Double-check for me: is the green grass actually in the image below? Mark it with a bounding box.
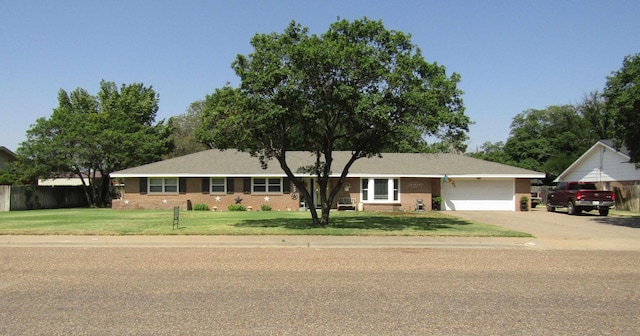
[0,208,532,237]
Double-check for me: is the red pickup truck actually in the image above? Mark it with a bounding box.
[546,182,615,216]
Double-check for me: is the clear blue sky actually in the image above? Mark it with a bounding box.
[1,0,638,153]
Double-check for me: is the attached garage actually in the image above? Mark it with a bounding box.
[441,179,515,211]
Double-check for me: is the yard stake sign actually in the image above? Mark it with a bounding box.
[173,206,179,229]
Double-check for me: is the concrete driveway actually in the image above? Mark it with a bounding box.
[450,208,640,251]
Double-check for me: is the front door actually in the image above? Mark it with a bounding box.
[300,178,320,209]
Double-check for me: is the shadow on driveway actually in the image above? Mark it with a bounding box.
[592,214,640,229]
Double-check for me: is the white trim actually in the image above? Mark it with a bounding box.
[112,173,545,179]
[148,177,179,194]
[555,141,631,182]
[251,177,283,194]
[360,177,400,204]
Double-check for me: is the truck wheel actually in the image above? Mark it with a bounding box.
[546,202,555,212]
[567,201,577,215]
[599,207,609,216]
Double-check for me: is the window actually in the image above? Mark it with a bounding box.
[253,178,282,193]
[211,178,226,193]
[374,179,388,200]
[149,178,178,194]
[361,179,369,201]
[361,178,400,202]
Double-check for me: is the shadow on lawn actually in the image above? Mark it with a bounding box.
[234,213,471,231]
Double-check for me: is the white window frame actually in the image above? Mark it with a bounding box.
[252,177,282,194]
[360,178,400,203]
[210,178,227,194]
[148,177,178,194]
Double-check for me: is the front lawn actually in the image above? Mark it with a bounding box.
[0,208,531,237]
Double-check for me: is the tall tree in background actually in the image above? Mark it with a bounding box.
[167,100,207,157]
[578,91,614,141]
[198,18,469,226]
[18,81,172,207]
[473,105,594,181]
[605,53,640,163]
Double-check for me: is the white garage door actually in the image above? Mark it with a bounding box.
[441,179,515,211]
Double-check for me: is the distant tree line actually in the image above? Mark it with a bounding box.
[470,53,639,183]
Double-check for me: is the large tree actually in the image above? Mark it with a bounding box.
[604,53,640,163]
[197,18,469,226]
[577,91,614,141]
[472,105,595,182]
[167,100,208,158]
[18,80,172,207]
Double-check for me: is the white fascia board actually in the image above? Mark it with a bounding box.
[445,174,546,179]
[555,142,631,182]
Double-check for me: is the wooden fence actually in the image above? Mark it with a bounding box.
[614,185,640,212]
[2,185,88,211]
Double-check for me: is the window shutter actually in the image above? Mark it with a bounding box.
[139,178,147,194]
[201,178,210,194]
[227,178,234,194]
[283,178,291,194]
[179,178,187,194]
[243,177,251,194]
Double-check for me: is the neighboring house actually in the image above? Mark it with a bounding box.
[111,149,544,212]
[0,146,17,173]
[555,140,640,189]
[38,172,104,187]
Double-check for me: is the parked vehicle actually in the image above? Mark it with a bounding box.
[546,182,614,216]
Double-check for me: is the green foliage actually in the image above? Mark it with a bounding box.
[227,204,247,211]
[260,204,272,211]
[167,100,208,157]
[471,105,595,182]
[17,81,173,207]
[197,18,469,226]
[192,203,210,211]
[605,53,640,163]
[578,91,614,141]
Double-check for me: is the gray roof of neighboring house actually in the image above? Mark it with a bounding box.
[111,149,544,178]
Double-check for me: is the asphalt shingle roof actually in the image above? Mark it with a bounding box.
[111,149,544,178]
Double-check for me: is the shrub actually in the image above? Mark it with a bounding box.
[228,204,247,211]
[193,203,210,211]
[260,204,272,211]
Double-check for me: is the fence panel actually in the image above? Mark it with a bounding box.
[614,185,640,212]
[9,186,88,211]
[0,185,9,212]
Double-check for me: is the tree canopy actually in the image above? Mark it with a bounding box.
[167,100,208,158]
[605,53,640,163]
[18,80,172,207]
[197,18,469,226]
[471,104,597,182]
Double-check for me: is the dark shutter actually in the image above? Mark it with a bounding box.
[201,178,210,194]
[227,178,234,194]
[139,178,147,194]
[179,178,187,194]
[243,177,251,194]
[283,178,291,194]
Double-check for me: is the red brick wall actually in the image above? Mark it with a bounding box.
[113,177,439,212]
[113,177,300,211]
[514,178,531,211]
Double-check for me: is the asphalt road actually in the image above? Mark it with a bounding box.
[2,210,640,335]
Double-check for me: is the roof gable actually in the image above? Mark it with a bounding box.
[555,140,639,182]
[111,149,544,178]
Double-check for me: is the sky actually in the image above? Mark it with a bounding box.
[1,0,638,153]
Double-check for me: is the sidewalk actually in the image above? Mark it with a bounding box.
[1,235,534,249]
